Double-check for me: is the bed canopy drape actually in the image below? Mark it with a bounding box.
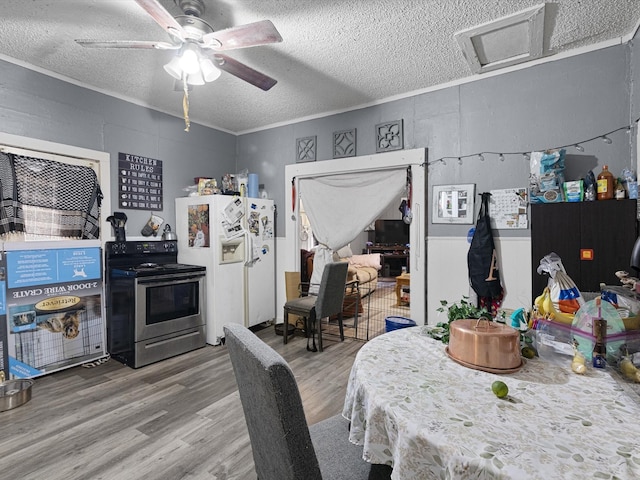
[299,168,408,291]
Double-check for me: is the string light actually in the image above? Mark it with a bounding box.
[426,118,638,166]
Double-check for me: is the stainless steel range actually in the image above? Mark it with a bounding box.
[105,240,206,368]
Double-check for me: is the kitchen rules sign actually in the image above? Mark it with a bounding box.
[118,152,163,210]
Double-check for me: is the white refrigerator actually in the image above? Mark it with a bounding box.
[175,195,275,345]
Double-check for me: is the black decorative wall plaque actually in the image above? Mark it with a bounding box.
[118,152,163,210]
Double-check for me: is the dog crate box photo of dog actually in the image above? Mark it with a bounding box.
[8,302,103,374]
[1,243,107,378]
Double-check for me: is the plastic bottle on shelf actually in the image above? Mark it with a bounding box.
[615,179,626,200]
[596,165,614,200]
[592,318,607,368]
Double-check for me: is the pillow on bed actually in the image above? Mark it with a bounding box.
[348,253,381,270]
[334,245,354,259]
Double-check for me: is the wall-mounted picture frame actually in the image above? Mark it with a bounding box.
[432,184,475,224]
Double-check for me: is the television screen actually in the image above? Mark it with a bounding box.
[374,220,409,246]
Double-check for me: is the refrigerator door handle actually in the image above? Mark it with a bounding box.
[243,231,251,266]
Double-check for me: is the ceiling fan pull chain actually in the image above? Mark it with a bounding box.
[182,76,191,132]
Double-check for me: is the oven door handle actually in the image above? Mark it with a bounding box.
[136,274,205,286]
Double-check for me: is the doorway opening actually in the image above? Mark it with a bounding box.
[284,149,427,342]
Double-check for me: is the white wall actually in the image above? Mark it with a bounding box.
[426,236,532,322]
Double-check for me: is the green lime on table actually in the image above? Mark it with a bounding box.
[491,380,509,399]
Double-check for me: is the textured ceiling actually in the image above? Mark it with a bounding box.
[0,0,638,133]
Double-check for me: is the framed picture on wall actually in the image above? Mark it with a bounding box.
[432,184,475,224]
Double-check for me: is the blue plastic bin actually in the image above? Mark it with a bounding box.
[385,316,416,332]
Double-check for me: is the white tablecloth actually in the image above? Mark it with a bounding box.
[342,326,640,480]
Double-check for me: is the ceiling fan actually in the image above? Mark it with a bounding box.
[76,0,282,130]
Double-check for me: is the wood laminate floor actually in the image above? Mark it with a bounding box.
[0,326,366,480]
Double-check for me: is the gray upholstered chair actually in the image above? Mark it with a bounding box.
[283,261,349,352]
[223,323,391,480]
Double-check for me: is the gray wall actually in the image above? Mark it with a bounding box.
[0,41,636,240]
[632,37,640,165]
[238,44,635,237]
[0,59,236,238]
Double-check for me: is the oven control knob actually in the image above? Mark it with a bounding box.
[111,242,126,254]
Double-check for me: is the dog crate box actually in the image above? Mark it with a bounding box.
[2,242,107,379]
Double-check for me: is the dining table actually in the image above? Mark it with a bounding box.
[342,325,640,480]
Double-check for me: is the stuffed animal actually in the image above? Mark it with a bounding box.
[616,270,639,290]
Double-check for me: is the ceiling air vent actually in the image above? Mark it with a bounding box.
[455,3,546,74]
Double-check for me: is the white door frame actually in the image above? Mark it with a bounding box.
[284,148,427,325]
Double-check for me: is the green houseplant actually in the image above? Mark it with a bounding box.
[429,296,499,344]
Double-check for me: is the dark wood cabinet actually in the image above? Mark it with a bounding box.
[531,200,638,299]
[366,245,409,276]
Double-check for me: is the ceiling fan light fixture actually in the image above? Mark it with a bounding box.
[163,56,183,80]
[186,70,205,86]
[179,46,200,74]
[200,58,221,82]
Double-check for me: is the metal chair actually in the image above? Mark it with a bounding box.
[283,261,349,352]
[223,323,391,480]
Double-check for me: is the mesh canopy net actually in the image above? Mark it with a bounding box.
[0,152,102,239]
[0,152,24,234]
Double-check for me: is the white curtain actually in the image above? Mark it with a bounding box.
[299,168,407,291]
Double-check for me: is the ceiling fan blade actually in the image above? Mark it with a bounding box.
[202,20,282,51]
[75,40,179,50]
[213,54,277,91]
[134,0,186,41]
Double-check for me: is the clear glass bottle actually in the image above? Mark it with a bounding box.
[597,165,614,200]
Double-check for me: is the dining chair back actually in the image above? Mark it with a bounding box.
[283,261,349,351]
[224,323,394,480]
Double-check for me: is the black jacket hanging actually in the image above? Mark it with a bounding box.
[467,192,503,298]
